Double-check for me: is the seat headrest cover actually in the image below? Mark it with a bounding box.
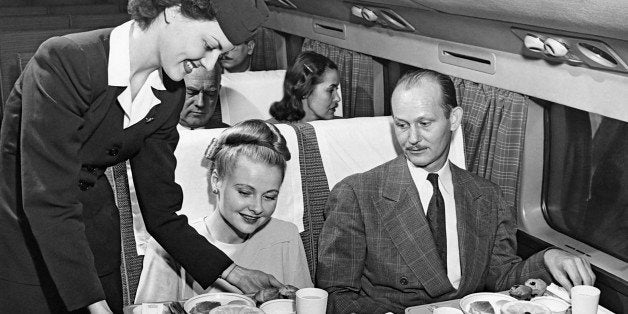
[220,70,286,125]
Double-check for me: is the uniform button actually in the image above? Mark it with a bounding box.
[108,147,119,156]
[400,276,409,286]
[78,180,91,191]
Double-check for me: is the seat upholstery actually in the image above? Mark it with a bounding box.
[288,122,330,279]
[106,162,142,306]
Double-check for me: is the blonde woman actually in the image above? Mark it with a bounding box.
[136,120,312,302]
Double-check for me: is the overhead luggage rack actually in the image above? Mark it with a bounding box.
[512,27,628,73]
[349,4,416,32]
[265,0,298,10]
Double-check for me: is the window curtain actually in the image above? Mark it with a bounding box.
[250,27,279,71]
[301,39,374,118]
[453,77,528,208]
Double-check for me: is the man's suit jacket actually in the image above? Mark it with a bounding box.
[317,155,551,313]
[0,28,231,311]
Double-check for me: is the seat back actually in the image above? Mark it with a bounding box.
[219,70,286,125]
[287,122,330,278]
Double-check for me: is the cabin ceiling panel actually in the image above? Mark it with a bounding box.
[264,9,628,122]
[266,4,628,66]
[275,0,628,41]
[409,0,628,41]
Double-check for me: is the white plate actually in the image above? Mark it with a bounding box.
[184,293,256,312]
[209,304,265,314]
[459,292,517,314]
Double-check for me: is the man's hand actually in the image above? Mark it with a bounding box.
[543,248,596,291]
[87,300,113,314]
[224,264,284,294]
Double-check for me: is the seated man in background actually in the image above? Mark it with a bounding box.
[220,39,255,73]
[317,69,595,313]
[180,65,229,129]
[136,120,312,303]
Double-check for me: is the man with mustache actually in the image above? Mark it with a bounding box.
[317,69,595,313]
[219,40,255,73]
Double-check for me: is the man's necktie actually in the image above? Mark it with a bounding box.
[426,173,447,272]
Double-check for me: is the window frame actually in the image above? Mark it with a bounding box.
[518,100,628,281]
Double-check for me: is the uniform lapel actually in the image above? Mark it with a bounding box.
[148,72,185,124]
[375,156,455,298]
[77,30,125,140]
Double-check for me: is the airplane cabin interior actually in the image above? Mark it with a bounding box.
[0,0,626,312]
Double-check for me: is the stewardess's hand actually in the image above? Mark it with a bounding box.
[224,264,284,294]
[87,300,113,314]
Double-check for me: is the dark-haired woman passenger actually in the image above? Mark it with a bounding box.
[0,1,283,313]
[268,51,341,123]
[135,120,312,303]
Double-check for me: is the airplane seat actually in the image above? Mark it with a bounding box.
[218,69,344,126]
[169,116,465,281]
[219,70,286,125]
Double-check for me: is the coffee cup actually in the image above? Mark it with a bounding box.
[570,285,600,314]
[295,288,328,314]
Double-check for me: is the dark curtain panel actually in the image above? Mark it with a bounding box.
[250,27,279,71]
[453,77,528,209]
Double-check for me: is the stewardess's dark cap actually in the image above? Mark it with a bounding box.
[213,0,269,45]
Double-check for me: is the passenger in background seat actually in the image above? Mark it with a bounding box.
[268,51,341,123]
[180,65,229,129]
[135,120,312,303]
[317,69,595,313]
[219,39,255,73]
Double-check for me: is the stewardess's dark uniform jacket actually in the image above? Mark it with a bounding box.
[0,28,231,311]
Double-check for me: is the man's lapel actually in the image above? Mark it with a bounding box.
[375,156,455,298]
[451,165,493,293]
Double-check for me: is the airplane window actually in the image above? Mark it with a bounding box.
[545,104,628,261]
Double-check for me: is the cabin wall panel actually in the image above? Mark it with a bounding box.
[263,9,628,122]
